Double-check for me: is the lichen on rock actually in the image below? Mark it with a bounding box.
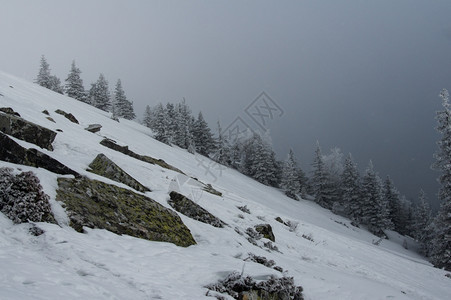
[87,153,150,192]
[168,191,226,228]
[56,176,196,247]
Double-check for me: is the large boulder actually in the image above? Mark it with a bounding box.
[0,111,56,151]
[56,176,196,247]
[0,132,79,177]
[88,153,150,192]
[168,191,226,228]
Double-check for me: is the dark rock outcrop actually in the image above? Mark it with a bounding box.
[100,138,184,174]
[85,124,102,133]
[168,191,225,228]
[88,153,150,192]
[255,224,275,242]
[56,176,196,247]
[0,107,20,117]
[0,132,79,177]
[55,109,79,124]
[0,111,56,151]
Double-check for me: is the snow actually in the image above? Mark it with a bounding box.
[1,71,451,299]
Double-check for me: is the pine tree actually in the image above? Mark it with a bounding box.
[430,88,451,270]
[341,153,361,222]
[281,149,301,200]
[193,111,215,156]
[360,161,391,236]
[65,60,87,102]
[89,74,111,112]
[113,79,135,120]
[384,176,402,232]
[149,103,170,144]
[310,142,334,209]
[212,121,231,165]
[143,105,153,128]
[49,75,64,94]
[35,55,52,89]
[413,190,434,256]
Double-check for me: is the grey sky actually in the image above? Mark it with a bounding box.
[1,1,451,209]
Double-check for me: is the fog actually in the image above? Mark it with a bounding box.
[2,0,451,209]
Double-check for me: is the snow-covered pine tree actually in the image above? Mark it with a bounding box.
[65,60,87,102]
[360,161,391,236]
[384,176,402,232]
[143,105,153,128]
[310,142,334,209]
[212,121,231,165]
[297,166,309,198]
[150,103,170,144]
[35,55,52,89]
[193,111,215,156]
[89,74,111,112]
[430,88,451,270]
[281,149,301,200]
[113,79,135,120]
[341,153,361,222]
[323,147,344,210]
[413,190,434,256]
[49,75,64,94]
[165,103,177,144]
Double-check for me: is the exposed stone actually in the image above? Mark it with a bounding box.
[202,183,222,197]
[255,224,275,242]
[42,110,49,115]
[85,124,102,133]
[55,109,79,124]
[0,112,56,151]
[46,117,55,123]
[56,176,196,247]
[88,153,150,192]
[100,138,184,174]
[0,132,79,177]
[0,107,20,117]
[168,191,226,228]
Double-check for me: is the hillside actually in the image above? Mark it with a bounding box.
[0,71,450,299]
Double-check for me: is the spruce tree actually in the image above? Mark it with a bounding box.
[193,111,215,156]
[49,75,64,94]
[414,190,434,256]
[143,105,153,128]
[89,74,111,112]
[65,60,87,102]
[150,103,170,144]
[311,142,334,209]
[113,79,135,120]
[384,176,402,232]
[281,149,301,200]
[341,153,361,222]
[213,121,231,165]
[430,88,451,270]
[35,55,52,89]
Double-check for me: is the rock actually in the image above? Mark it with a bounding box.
[56,176,196,247]
[88,153,150,192]
[255,224,275,242]
[42,110,49,115]
[168,191,226,228]
[100,138,185,174]
[46,117,55,123]
[55,109,79,124]
[202,183,222,197]
[0,107,20,117]
[85,124,102,133]
[0,112,56,150]
[0,132,79,177]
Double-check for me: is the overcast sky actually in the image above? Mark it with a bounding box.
[1,0,451,209]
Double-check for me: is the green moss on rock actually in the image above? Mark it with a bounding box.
[56,176,196,247]
[88,153,150,192]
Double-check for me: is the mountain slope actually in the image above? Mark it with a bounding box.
[0,71,450,299]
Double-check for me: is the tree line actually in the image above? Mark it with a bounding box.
[143,93,449,271]
[35,55,135,120]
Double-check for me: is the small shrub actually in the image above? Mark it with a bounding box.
[246,253,275,268]
[301,233,314,242]
[263,241,279,252]
[0,167,55,224]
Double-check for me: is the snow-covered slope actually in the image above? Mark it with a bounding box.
[0,71,450,300]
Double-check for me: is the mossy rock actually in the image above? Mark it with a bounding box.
[100,138,184,174]
[0,111,56,150]
[88,153,150,192]
[56,176,196,247]
[168,191,226,228]
[255,224,275,242]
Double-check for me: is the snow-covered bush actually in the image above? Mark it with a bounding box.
[0,167,55,224]
[205,271,303,299]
